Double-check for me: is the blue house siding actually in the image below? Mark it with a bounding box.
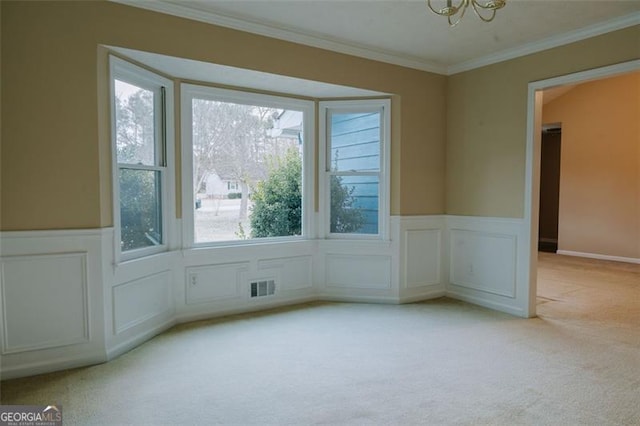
[330,112,380,234]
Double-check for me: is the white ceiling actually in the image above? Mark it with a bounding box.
[116,0,640,74]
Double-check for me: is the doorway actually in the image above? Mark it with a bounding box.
[538,126,561,253]
[523,59,640,317]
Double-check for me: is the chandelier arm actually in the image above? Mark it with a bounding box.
[427,0,454,16]
[473,0,506,10]
[471,1,497,22]
[426,0,503,25]
[448,2,467,27]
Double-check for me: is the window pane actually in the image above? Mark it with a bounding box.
[119,169,162,251]
[192,98,303,243]
[330,112,380,172]
[115,79,156,165]
[330,174,379,235]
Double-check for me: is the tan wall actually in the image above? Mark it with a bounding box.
[446,25,640,218]
[542,72,640,259]
[1,1,446,231]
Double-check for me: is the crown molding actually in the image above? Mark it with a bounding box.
[111,1,638,76]
[110,0,449,75]
[447,12,640,75]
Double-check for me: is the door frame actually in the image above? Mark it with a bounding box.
[523,59,640,317]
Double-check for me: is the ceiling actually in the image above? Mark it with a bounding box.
[116,0,640,74]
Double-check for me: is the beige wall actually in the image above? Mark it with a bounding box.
[1,1,446,231]
[446,25,640,218]
[2,2,638,231]
[542,72,640,259]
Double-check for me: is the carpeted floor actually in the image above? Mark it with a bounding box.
[2,253,639,425]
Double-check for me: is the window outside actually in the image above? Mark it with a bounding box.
[113,77,165,253]
[328,111,382,235]
[191,98,304,243]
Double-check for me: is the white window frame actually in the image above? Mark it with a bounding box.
[319,99,391,240]
[181,84,315,248]
[109,56,175,262]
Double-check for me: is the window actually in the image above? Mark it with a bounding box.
[182,85,313,246]
[320,100,390,239]
[110,57,174,260]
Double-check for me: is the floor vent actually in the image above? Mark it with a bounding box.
[250,279,276,298]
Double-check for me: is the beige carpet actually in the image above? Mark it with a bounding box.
[2,253,639,425]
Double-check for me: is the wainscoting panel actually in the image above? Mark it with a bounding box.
[1,253,89,354]
[325,254,392,290]
[446,216,528,317]
[186,262,250,304]
[405,229,441,288]
[394,216,446,302]
[113,271,172,334]
[258,256,313,290]
[0,229,108,380]
[449,230,516,298]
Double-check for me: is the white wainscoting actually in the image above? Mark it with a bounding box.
[2,253,89,354]
[176,241,317,322]
[1,215,530,379]
[258,256,313,291]
[106,251,179,360]
[186,262,250,304]
[326,254,392,289]
[113,271,173,334]
[318,236,399,303]
[449,230,516,298]
[0,229,109,380]
[397,216,447,302]
[446,216,528,317]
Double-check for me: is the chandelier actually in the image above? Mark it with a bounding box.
[427,0,506,27]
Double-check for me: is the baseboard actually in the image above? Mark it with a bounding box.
[175,295,319,324]
[106,317,177,361]
[398,289,446,304]
[319,294,401,304]
[557,250,640,265]
[1,350,107,381]
[446,290,527,318]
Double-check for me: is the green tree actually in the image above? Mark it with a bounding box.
[250,148,302,238]
[249,149,365,237]
[115,84,160,251]
[329,175,365,233]
[119,170,160,251]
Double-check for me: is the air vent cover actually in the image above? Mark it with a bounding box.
[250,279,275,298]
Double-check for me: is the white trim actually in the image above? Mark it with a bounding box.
[444,291,526,318]
[180,84,315,247]
[449,12,640,75]
[111,1,638,75]
[0,350,107,381]
[319,99,391,241]
[524,59,640,318]
[110,0,447,75]
[557,250,640,265]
